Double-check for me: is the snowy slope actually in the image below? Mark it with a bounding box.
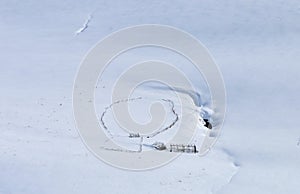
[1,0,300,193]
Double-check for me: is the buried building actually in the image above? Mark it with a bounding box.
[152,142,198,153]
[169,144,198,153]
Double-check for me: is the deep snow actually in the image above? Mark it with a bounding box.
[1,0,300,193]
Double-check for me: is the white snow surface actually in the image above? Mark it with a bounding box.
[1,0,300,193]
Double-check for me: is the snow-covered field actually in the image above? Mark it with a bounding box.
[1,0,300,193]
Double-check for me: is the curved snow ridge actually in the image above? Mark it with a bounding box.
[145,84,210,107]
[218,147,241,168]
[211,147,241,193]
[143,84,214,124]
[155,147,241,194]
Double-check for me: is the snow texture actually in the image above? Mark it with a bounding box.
[0,0,300,194]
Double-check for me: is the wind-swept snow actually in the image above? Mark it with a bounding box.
[1,0,300,193]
